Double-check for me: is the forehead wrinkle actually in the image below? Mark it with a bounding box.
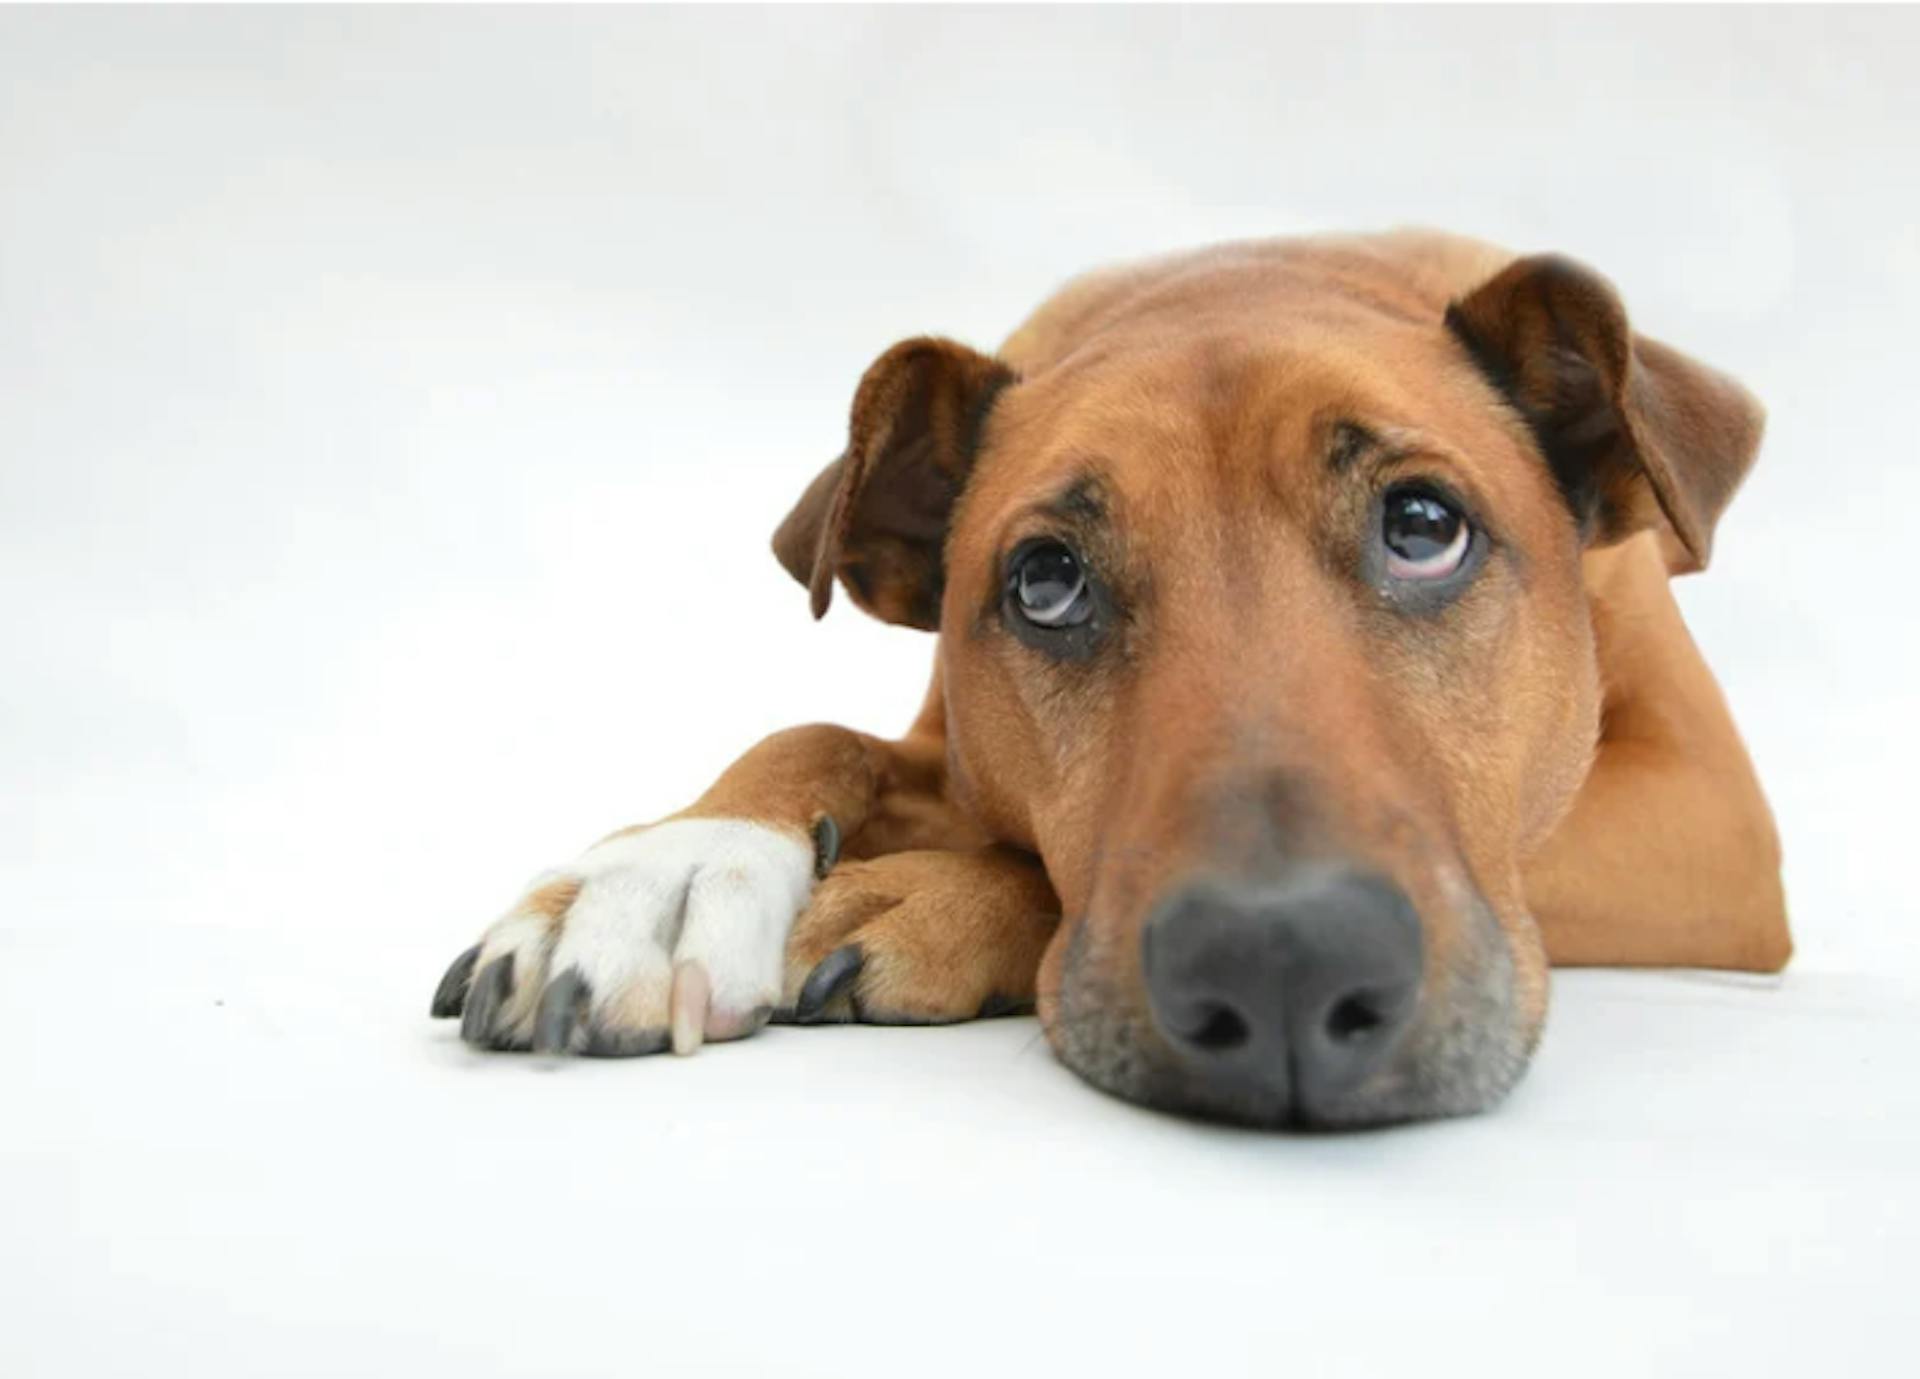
[1190,338,1267,470]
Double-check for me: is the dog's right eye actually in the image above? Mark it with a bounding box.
[1010,540,1092,628]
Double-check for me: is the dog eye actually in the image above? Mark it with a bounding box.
[1011,540,1092,628]
[1382,487,1470,581]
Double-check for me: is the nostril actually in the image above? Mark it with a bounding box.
[1184,1002,1251,1052]
[1325,992,1387,1044]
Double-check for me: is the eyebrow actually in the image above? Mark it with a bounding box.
[1325,419,1379,474]
[1035,471,1110,527]
[1325,418,1426,475]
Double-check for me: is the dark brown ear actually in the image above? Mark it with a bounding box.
[771,337,1014,628]
[1446,255,1764,573]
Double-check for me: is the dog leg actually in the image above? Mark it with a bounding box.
[1526,534,1791,973]
[1526,742,1790,972]
[780,846,1060,1024]
[431,721,953,1055]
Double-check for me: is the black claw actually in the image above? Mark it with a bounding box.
[581,1025,671,1058]
[532,969,592,1055]
[812,814,841,878]
[459,955,514,1048]
[795,944,864,1023]
[430,944,482,1018]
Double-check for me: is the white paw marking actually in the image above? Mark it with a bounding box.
[473,818,815,1052]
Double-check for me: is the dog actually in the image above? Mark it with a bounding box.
[430,230,1790,1128]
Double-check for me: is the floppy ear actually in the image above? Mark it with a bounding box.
[771,337,1014,628]
[1446,255,1764,573]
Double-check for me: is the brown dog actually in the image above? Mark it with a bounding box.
[431,230,1790,1128]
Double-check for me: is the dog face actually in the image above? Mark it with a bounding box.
[776,238,1762,1126]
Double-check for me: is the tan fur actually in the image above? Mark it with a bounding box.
[782,847,1058,1021]
[1524,532,1790,969]
[521,875,583,923]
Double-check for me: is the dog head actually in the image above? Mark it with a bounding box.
[774,235,1762,1127]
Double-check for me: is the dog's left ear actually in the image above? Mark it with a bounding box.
[772,337,1014,628]
[1447,255,1764,573]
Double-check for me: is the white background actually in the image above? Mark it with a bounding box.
[3,8,1915,1377]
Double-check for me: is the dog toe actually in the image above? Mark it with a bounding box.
[531,968,592,1055]
[430,943,482,1019]
[459,955,516,1048]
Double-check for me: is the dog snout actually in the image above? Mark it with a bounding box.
[1141,866,1425,1116]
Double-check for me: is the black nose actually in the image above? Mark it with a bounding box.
[1142,867,1424,1113]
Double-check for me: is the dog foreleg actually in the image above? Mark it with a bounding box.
[432,723,905,1055]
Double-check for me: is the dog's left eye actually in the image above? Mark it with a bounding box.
[1382,487,1470,581]
[1010,540,1093,628]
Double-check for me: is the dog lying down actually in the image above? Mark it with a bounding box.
[431,230,1790,1129]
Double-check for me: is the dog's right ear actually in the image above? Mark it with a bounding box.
[772,337,1014,630]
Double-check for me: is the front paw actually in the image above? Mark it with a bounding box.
[431,818,819,1056]
[778,849,1057,1026]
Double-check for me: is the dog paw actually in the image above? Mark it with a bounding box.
[777,849,1057,1026]
[432,818,829,1056]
